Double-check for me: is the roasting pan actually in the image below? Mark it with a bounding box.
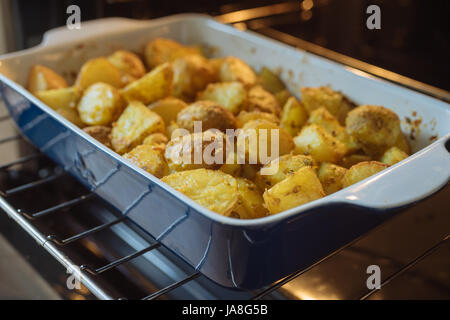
[0,15,449,289]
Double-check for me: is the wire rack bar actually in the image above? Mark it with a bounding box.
[142,272,201,300]
[0,170,66,197]
[0,153,42,171]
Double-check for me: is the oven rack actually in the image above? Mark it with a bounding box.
[0,118,448,300]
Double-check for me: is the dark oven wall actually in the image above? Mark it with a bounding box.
[8,0,450,91]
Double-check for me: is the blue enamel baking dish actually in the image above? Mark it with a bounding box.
[0,15,449,289]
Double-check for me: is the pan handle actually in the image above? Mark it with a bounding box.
[330,134,450,210]
[41,17,150,47]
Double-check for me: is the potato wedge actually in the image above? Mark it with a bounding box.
[121,62,173,104]
[142,133,168,153]
[258,67,286,94]
[263,166,325,214]
[380,146,408,166]
[27,65,67,93]
[77,82,124,126]
[83,125,112,148]
[318,162,347,195]
[172,54,216,101]
[220,56,257,87]
[75,57,122,89]
[237,119,294,165]
[198,81,246,115]
[280,96,308,137]
[246,85,281,116]
[231,178,268,219]
[111,101,165,154]
[339,154,372,169]
[35,86,81,110]
[56,108,85,128]
[293,124,347,163]
[123,144,169,178]
[176,100,237,133]
[274,89,292,107]
[236,110,279,128]
[394,132,411,154]
[107,50,146,85]
[346,105,401,156]
[161,169,238,216]
[144,38,201,69]
[301,86,354,124]
[219,151,242,177]
[342,161,389,188]
[255,154,315,191]
[148,97,187,125]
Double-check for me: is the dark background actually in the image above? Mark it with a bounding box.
[7,0,450,91]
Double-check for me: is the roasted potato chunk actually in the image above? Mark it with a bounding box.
[255,154,315,191]
[241,164,260,181]
[144,38,201,69]
[394,133,411,154]
[56,108,85,128]
[83,125,112,148]
[148,97,187,125]
[27,65,67,93]
[274,89,292,107]
[236,110,279,127]
[165,130,227,172]
[107,50,146,85]
[77,82,124,126]
[263,166,325,214]
[220,56,257,87]
[258,67,286,94]
[123,144,169,178]
[380,146,408,166]
[219,151,242,177]
[176,100,237,133]
[111,101,165,154]
[172,54,216,101]
[35,86,81,111]
[301,86,354,124]
[293,124,347,163]
[198,81,246,115]
[143,133,168,153]
[75,57,122,90]
[318,162,347,195]
[342,161,389,188]
[231,178,268,219]
[307,107,359,153]
[121,62,173,104]
[339,154,372,169]
[346,105,401,156]
[246,85,281,116]
[209,57,224,79]
[161,169,238,216]
[280,96,308,137]
[237,119,294,165]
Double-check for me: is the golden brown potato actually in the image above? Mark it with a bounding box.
[293,124,347,163]
[280,96,308,137]
[307,107,359,153]
[111,101,165,154]
[394,132,411,154]
[27,65,68,93]
[263,166,325,214]
[220,56,257,87]
[237,119,294,165]
[241,164,260,181]
[75,57,123,90]
[274,89,292,107]
[301,86,354,124]
[35,86,81,111]
[176,100,237,133]
[342,161,389,188]
[231,178,268,219]
[120,62,173,104]
[144,38,201,69]
[346,105,401,156]
[166,121,183,139]
[380,146,408,166]
[236,110,279,127]
[161,168,238,216]
[258,67,286,94]
[148,97,187,126]
[317,162,347,195]
[165,130,228,172]
[219,151,242,177]
[142,133,168,153]
[172,54,216,101]
[83,125,112,148]
[198,81,246,115]
[255,154,315,191]
[246,85,281,116]
[123,144,169,178]
[56,108,85,128]
[339,154,372,169]
[209,57,224,79]
[107,50,146,85]
[77,82,124,126]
